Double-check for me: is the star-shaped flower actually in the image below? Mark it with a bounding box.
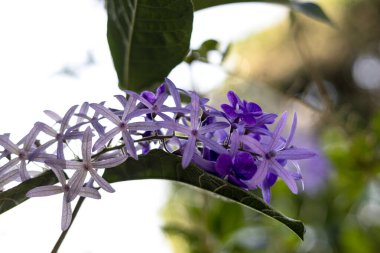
[46,127,128,202]
[0,124,53,181]
[240,112,315,194]
[158,92,229,168]
[90,97,161,159]
[26,164,100,230]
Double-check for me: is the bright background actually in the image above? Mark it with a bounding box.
[0,1,287,252]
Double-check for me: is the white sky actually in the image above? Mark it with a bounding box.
[0,1,286,252]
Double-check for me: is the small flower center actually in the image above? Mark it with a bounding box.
[152,104,158,112]
[119,122,127,129]
[18,151,28,160]
[63,185,70,192]
[83,163,91,171]
[191,129,198,137]
[56,133,64,141]
[265,150,277,160]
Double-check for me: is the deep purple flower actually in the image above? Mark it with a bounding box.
[215,151,257,187]
[221,91,263,125]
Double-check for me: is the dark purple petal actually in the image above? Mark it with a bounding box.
[246,102,262,114]
[221,104,237,118]
[141,91,156,105]
[215,154,232,177]
[240,114,256,125]
[226,91,239,108]
[233,152,256,180]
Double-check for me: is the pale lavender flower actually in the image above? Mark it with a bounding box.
[46,127,127,202]
[90,97,161,159]
[158,92,229,168]
[0,124,52,181]
[69,102,106,136]
[240,112,315,195]
[26,165,100,230]
[36,105,83,159]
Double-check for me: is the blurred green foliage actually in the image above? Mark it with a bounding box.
[162,0,380,252]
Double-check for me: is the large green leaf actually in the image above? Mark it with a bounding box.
[106,0,193,91]
[0,170,57,214]
[103,149,305,239]
[0,150,304,239]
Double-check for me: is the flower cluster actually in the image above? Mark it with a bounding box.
[0,78,315,230]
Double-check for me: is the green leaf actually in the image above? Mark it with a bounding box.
[103,149,305,239]
[192,0,289,11]
[0,150,304,239]
[106,0,193,91]
[0,170,57,214]
[290,2,332,25]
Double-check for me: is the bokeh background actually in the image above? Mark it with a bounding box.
[0,0,379,252]
[163,0,380,252]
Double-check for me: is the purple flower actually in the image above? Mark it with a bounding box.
[26,165,100,230]
[0,124,53,181]
[90,97,161,159]
[37,105,83,159]
[221,91,263,125]
[215,151,257,188]
[158,92,229,168]
[46,127,128,202]
[240,112,315,197]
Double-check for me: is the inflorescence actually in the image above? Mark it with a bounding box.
[0,78,315,230]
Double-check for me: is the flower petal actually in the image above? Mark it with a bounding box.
[198,122,229,135]
[93,126,120,151]
[285,113,297,149]
[61,197,72,231]
[90,103,121,125]
[181,136,196,168]
[92,155,128,169]
[240,135,266,156]
[79,187,101,199]
[122,131,138,160]
[89,169,115,193]
[242,159,268,189]
[276,148,316,160]
[67,169,87,202]
[81,127,93,162]
[198,135,227,155]
[26,185,63,197]
[165,78,181,107]
[271,159,298,194]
